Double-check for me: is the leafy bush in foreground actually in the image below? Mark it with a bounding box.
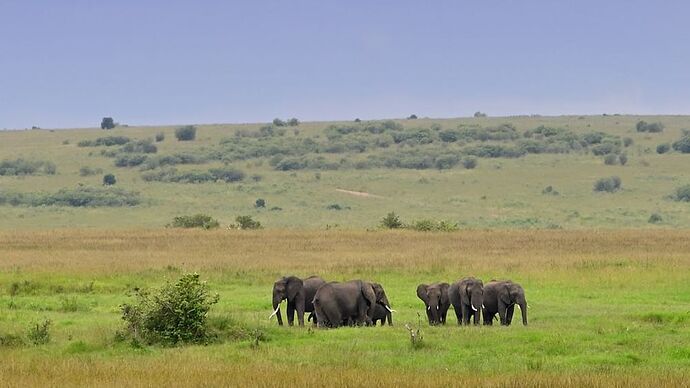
[27,319,51,345]
[102,174,117,186]
[120,273,219,345]
[648,213,663,224]
[168,214,220,229]
[593,176,622,193]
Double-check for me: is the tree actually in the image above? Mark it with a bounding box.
[101,117,115,130]
[255,198,266,208]
[287,118,300,126]
[407,114,418,120]
[103,174,116,186]
[272,118,286,127]
[474,111,487,118]
[175,125,197,141]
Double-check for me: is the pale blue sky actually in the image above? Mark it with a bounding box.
[1,1,689,129]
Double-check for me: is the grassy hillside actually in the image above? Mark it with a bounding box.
[1,229,688,385]
[2,115,690,229]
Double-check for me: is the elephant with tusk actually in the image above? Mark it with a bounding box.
[369,282,395,326]
[482,280,528,326]
[416,282,450,325]
[449,277,484,325]
[312,280,377,328]
[270,275,326,326]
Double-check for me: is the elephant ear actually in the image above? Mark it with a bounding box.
[499,283,512,305]
[461,282,472,305]
[361,281,376,306]
[286,277,303,301]
[439,283,450,305]
[416,284,430,305]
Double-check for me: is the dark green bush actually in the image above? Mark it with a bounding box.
[673,185,690,202]
[593,176,622,193]
[272,118,286,127]
[0,159,56,176]
[623,137,634,147]
[462,157,477,169]
[636,121,664,133]
[255,198,266,208]
[434,154,460,170]
[542,186,559,195]
[155,132,165,142]
[175,125,197,141]
[380,212,403,229]
[121,139,157,154]
[79,166,103,176]
[114,154,147,167]
[408,219,459,232]
[120,273,219,345]
[604,154,618,165]
[102,174,116,186]
[648,213,663,224]
[168,214,220,229]
[463,144,525,158]
[672,135,690,153]
[657,143,671,154]
[208,167,245,182]
[27,319,51,345]
[77,136,130,147]
[101,117,115,130]
[233,215,262,230]
[618,153,628,166]
[287,118,300,126]
[591,142,620,156]
[0,187,141,207]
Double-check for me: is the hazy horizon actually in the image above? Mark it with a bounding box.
[2,1,689,130]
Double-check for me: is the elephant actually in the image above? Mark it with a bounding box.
[312,280,377,328]
[371,304,391,326]
[270,275,326,326]
[416,282,450,325]
[482,280,528,326]
[449,277,484,325]
[370,282,394,326]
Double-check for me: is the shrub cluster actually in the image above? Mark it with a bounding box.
[231,215,262,230]
[168,214,220,229]
[0,159,56,176]
[79,166,103,176]
[77,136,130,147]
[657,143,671,154]
[0,187,141,207]
[671,134,690,153]
[673,185,690,202]
[141,167,245,184]
[120,139,157,154]
[593,176,622,193]
[636,121,664,133]
[175,125,197,141]
[120,273,219,345]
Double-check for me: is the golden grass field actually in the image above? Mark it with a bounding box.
[1,229,689,386]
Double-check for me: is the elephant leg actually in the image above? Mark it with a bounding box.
[506,304,515,326]
[425,307,433,325]
[473,309,480,325]
[454,305,463,325]
[296,298,306,327]
[498,302,508,325]
[461,304,471,325]
[483,310,493,326]
[387,312,393,326]
[286,301,295,326]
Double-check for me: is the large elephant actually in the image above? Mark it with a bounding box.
[370,282,394,326]
[416,282,450,325]
[270,275,326,326]
[312,280,376,328]
[449,277,484,325]
[482,280,528,326]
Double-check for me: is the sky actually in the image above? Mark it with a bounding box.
[1,1,690,129]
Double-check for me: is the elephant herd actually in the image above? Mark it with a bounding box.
[270,276,527,328]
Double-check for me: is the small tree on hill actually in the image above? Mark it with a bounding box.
[103,174,117,186]
[175,125,197,141]
[101,117,115,130]
[272,118,286,127]
[287,118,300,126]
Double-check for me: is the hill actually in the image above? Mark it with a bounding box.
[1,114,690,229]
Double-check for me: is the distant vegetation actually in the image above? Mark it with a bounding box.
[594,176,622,193]
[0,159,56,176]
[175,125,197,141]
[636,120,664,133]
[77,136,130,147]
[0,187,141,207]
[168,214,220,229]
[141,167,245,184]
[100,117,116,130]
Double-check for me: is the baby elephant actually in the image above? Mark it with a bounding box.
[416,282,450,325]
[482,280,528,326]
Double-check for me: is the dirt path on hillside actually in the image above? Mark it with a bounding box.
[335,188,384,199]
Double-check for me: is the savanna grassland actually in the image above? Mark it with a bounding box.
[1,116,690,386]
[1,229,690,386]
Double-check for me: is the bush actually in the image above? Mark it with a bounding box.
[648,213,663,224]
[101,117,115,130]
[0,159,57,176]
[604,154,618,165]
[434,154,460,170]
[175,125,197,141]
[380,212,403,229]
[542,186,559,195]
[672,135,690,153]
[618,153,628,166]
[473,111,487,118]
[155,132,165,142]
[121,139,157,154]
[0,187,141,207]
[657,143,671,154]
[593,176,622,193]
[287,118,300,126]
[623,137,634,147]
[463,144,525,158]
[27,319,51,345]
[462,157,477,169]
[208,167,245,182]
[120,273,219,345]
[77,136,131,147]
[103,174,116,186]
[233,215,262,230]
[272,118,286,127]
[408,219,459,232]
[636,121,664,133]
[114,154,147,167]
[79,166,103,176]
[407,114,418,120]
[168,214,220,229]
[255,198,266,208]
[673,185,690,202]
[591,142,620,156]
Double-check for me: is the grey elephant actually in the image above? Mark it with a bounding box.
[449,277,484,325]
[416,282,450,325]
[270,275,326,326]
[312,280,376,328]
[482,280,528,326]
[370,282,394,326]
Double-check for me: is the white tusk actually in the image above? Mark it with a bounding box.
[427,306,430,310]
[516,304,521,310]
[482,304,485,309]
[471,305,478,312]
[385,305,396,313]
[268,305,280,319]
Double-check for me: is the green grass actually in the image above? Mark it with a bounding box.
[1,115,690,229]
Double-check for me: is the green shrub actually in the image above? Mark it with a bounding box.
[462,157,477,169]
[0,333,24,347]
[604,154,618,165]
[542,186,559,195]
[408,219,459,232]
[672,135,690,153]
[618,153,628,166]
[656,143,671,154]
[27,319,51,345]
[120,273,219,345]
[380,212,403,229]
[326,203,350,211]
[591,142,620,156]
[463,144,525,158]
[623,137,634,147]
[114,154,147,167]
[255,198,266,208]
[0,187,140,207]
[79,166,103,176]
[155,132,165,142]
[636,121,664,133]
[102,174,116,186]
[0,159,57,176]
[168,214,220,229]
[208,167,245,182]
[233,215,262,230]
[434,154,460,170]
[287,118,300,126]
[593,176,622,193]
[121,139,157,154]
[272,118,286,127]
[673,185,690,202]
[648,213,663,224]
[77,136,130,147]
[175,125,197,141]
